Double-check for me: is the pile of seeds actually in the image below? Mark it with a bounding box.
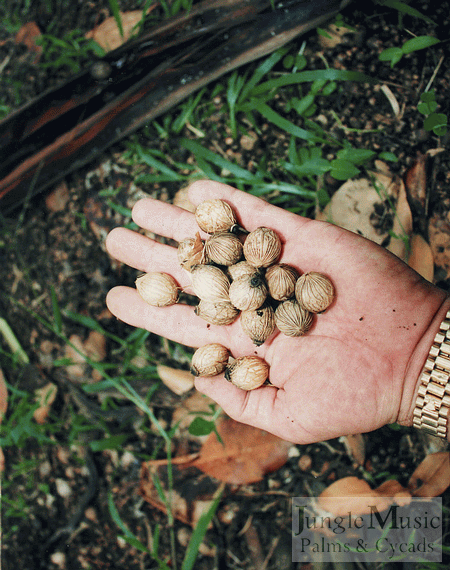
[135,199,334,391]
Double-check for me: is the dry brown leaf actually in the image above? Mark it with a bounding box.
[65,334,87,378]
[84,331,107,361]
[339,434,365,466]
[318,170,408,253]
[139,456,223,526]
[15,22,43,58]
[318,477,389,516]
[404,152,428,218]
[0,367,7,421]
[386,178,412,261]
[45,181,70,212]
[318,23,355,48]
[0,367,6,470]
[407,233,434,282]
[243,523,265,569]
[317,164,414,263]
[318,476,411,516]
[140,419,291,518]
[318,178,388,243]
[428,212,450,281]
[34,382,57,424]
[65,331,106,381]
[177,527,216,557]
[192,417,293,484]
[157,364,195,395]
[380,84,401,117]
[172,390,218,434]
[85,11,145,51]
[374,480,412,506]
[408,451,450,497]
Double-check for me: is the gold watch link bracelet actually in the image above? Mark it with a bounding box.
[413,309,450,439]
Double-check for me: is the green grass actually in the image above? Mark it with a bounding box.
[35,30,105,73]
[120,43,388,219]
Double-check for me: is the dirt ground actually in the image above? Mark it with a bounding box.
[1,1,450,569]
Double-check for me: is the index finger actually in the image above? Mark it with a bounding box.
[188,180,311,240]
[131,180,312,244]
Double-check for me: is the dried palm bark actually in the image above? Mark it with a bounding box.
[0,0,351,211]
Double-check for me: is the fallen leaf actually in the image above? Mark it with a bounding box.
[318,23,355,49]
[15,22,43,59]
[0,367,7,420]
[84,330,107,361]
[45,181,70,212]
[139,454,223,526]
[243,522,265,569]
[339,433,365,466]
[428,212,450,281]
[381,84,401,117]
[317,164,414,263]
[192,417,293,484]
[0,367,6,470]
[374,480,412,507]
[318,172,404,248]
[65,332,106,381]
[318,477,389,516]
[386,178,412,262]
[407,233,434,282]
[157,364,195,395]
[177,527,216,557]
[85,10,146,51]
[172,390,218,434]
[65,334,87,378]
[408,451,450,497]
[404,152,428,220]
[318,476,411,516]
[34,382,57,424]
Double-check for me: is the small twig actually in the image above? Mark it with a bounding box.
[381,84,401,118]
[186,121,205,138]
[425,55,445,93]
[0,54,11,75]
[0,317,29,364]
[260,535,280,570]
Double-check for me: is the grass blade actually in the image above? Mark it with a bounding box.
[62,309,124,345]
[172,88,207,134]
[0,317,30,365]
[50,285,62,334]
[133,147,184,181]
[250,69,377,97]
[180,139,262,181]
[181,483,225,570]
[238,45,289,103]
[108,492,151,553]
[107,0,124,38]
[249,101,324,142]
[378,0,437,25]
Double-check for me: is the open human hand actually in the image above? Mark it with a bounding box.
[106,180,449,444]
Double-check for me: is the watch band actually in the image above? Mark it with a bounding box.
[412,309,450,439]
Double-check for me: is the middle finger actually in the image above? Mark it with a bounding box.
[106,285,269,355]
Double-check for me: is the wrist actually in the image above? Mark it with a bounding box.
[398,294,450,443]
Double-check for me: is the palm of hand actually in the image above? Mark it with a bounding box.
[106,181,446,443]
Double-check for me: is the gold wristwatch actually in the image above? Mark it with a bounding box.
[413,309,450,439]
